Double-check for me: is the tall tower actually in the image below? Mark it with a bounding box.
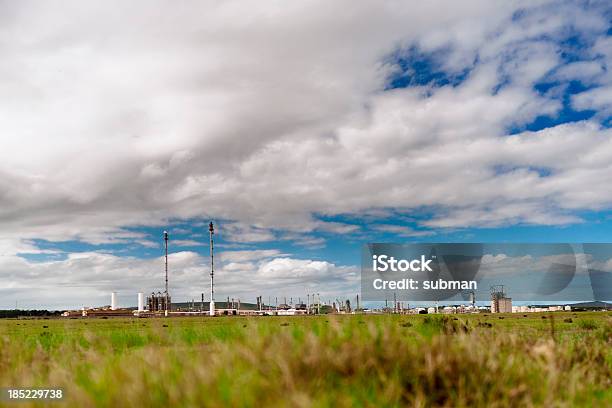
[209,222,215,316]
[164,231,170,314]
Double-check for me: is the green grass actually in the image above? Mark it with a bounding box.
[0,312,610,407]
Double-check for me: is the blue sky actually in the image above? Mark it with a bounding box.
[1,1,611,309]
[21,212,612,265]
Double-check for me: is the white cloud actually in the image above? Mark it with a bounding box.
[371,224,435,237]
[172,240,206,247]
[478,252,593,278]
[3,1,609,247]
[314,221,360,234]
[0,249,355,309]
[218,223,276,243]
[573,86,612,116]
[217,249,284,263]
[554,61,605,83]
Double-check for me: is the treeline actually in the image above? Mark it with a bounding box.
[0,310,62,318]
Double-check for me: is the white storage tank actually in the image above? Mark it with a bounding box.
[137,292,144,312]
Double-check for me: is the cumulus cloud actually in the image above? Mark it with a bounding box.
[0,249,356,309]
[566,32,612,119]
[2,0,610,245]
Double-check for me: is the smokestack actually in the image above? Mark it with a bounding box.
[111,292,117,310]
[209,221,215,316]
[137,292,144,312]
[164,231,170,313]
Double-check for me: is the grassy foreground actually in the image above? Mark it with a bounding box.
[0,312,610,407]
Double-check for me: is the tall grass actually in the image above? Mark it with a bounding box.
[0,313,610,407]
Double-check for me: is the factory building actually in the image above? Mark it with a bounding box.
[491,297,512,313]
[490,285,512,313]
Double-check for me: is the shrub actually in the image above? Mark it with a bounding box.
[577,319,598,330]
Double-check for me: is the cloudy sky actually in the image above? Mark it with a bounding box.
[1,1,611,309]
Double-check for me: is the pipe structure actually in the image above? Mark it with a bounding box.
[209,222,215,316]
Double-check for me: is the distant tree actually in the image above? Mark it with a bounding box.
[0,310,62,318]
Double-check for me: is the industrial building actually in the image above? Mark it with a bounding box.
[60,223,586,319]
[490,285,512,313]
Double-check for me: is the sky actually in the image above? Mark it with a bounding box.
[1,1,611,309]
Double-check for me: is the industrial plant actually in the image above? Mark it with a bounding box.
[61,222,331,318]
[60,224,585,318]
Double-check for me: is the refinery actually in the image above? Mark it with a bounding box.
[60,222,583,319]
[62,222,324,318]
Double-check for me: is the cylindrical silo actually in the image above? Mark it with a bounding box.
[111,292,117,310]
[137,292,144,312]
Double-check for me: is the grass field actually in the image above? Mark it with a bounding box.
[0,312,610,407]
